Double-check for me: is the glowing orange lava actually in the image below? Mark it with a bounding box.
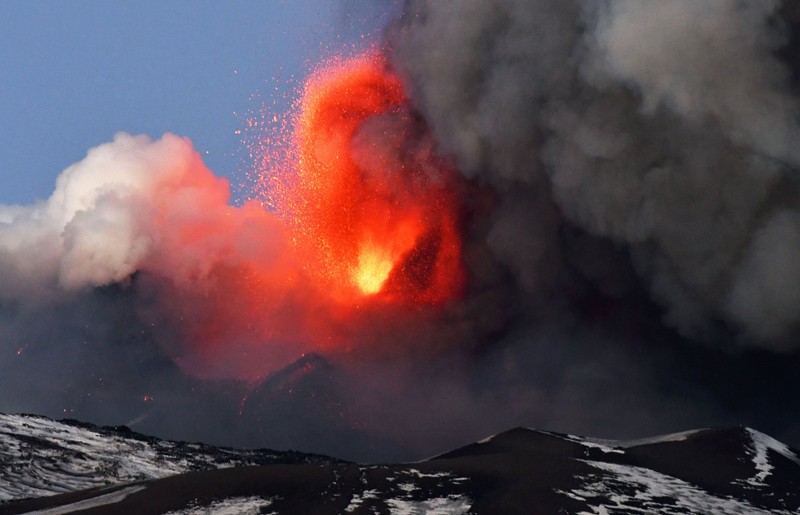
[156,52,467,381]
[266,52,464,305]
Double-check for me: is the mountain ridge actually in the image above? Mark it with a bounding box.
[1,413,799,514]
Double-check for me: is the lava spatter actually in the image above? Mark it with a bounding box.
[260,52,465,306]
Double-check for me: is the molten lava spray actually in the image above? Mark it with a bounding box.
[151,52,465,380]
[269,53,464,305]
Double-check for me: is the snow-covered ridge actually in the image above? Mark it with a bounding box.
[558,425,800,491]
[556,426,800,514]
[741,427,800,487]
[0,413,325,502]
[476,427,707,453]
[567,460,793,515]
[560,428,705,454]
[164,495,277,515]
[25,485,147,515]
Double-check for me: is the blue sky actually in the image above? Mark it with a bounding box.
[0,1,400,205]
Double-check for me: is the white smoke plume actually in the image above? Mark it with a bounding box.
[0,132,235,301]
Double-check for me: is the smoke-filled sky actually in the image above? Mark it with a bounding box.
[2,0,800,463]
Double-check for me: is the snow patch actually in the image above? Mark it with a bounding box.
[164,496,275,515]
[371,468,471,514]
[25,485,146,515]
[404,469,457,479]
[561,429,707,455]
[568,460,792,514]
[741,428,800,487]
[386,495,471,515]
[477,434,496,444]
[344,489,379,512]
[562,435,625,455]
[616,429,705,448]
[398,482,418,493]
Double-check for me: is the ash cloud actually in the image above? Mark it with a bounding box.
[2,1,800,463]
[389,0,800,347]
[375,0,800,455]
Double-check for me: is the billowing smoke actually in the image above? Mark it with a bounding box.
[389,0,800,347]
[1,133,256,300]
[2,1,800,462]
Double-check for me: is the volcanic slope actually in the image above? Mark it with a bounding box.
[2,415,800,513]
[0,413,335,503]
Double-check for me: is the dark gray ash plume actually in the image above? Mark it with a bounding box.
[388,0,800,347]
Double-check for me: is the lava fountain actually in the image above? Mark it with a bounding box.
[154,52,467,380]
[262,52,465,306]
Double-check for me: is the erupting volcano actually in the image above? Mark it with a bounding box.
[264,53,464,305]
[145,51,468,381]
[6,0,800,467]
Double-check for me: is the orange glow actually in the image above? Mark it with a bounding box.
[150,51,467,381]
[269,52,464,305]
[354,244,394,295]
